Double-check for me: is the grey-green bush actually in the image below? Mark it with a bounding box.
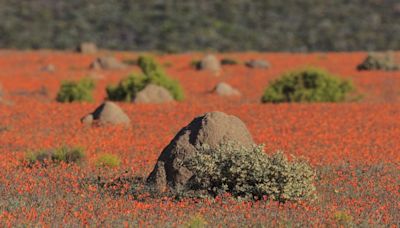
[56,78,95,102]
[184,142,316,202]
[261,67,354,103]
[106,56,184,101]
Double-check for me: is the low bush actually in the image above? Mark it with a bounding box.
[25,146,86,166]
[107,56,184,101]
[56,78,95,102]
[96,153,121,168]
[184,142,316,203]
[261,67,354,103]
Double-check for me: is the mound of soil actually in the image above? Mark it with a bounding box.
[90,56,127,70]
[199,54,221,75]
[213,82,241,96]
[81,101,130,126]
[76,42,98,54]
[357,52,399,71]
[134,84,174,104]
[40,64,56,72]
[245,60,270,69]
[147,111,254,192]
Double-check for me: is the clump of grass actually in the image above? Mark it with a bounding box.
[56,78,95,102]
[261,67,355,103]
[184,214,207,228]
[333,211,354,227]
[25,146,86,166]
[95,153,121,168]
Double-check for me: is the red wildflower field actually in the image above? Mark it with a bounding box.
[0,50,399,226]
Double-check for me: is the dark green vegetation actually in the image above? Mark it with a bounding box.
[107,56,184,101]
[184,143,316,202]
[0,0,398,52]
[261,68,355,103]
[56,78,95,103]
[220,58,239,65]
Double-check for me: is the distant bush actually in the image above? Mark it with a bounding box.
[107,56,184,101]
[261,67,354,103]
[220,58,238,65]
[56,78,95,103]
[190,60,201,69]
[26,146,86,166]
[96,153,121,168]
[357,52,399,71]
[184,143,316,202]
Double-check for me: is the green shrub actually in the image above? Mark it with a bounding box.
[261,67,354,103]
[106,74,147,102]
[184,142,316,202]
[357,52,399,71]
[56,78,95,102]
[96,153,121,168]
[106,56,184,101]
[220,58,238,65]
[25,146,86,166]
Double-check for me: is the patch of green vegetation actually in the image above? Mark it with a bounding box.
[95,153,121,168]
[261,67,355,103]
[185,214,207,228]
[56,78,95,103]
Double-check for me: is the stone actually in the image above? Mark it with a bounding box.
[134,84,174,104]
[81,101,130,126]
[76,42,97,54]
[213,82,241,96]
[199,54,221,75]
[90,56,127,70]
[357,52,400,71]
[245,60,270,69]
[41,64,56,72]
